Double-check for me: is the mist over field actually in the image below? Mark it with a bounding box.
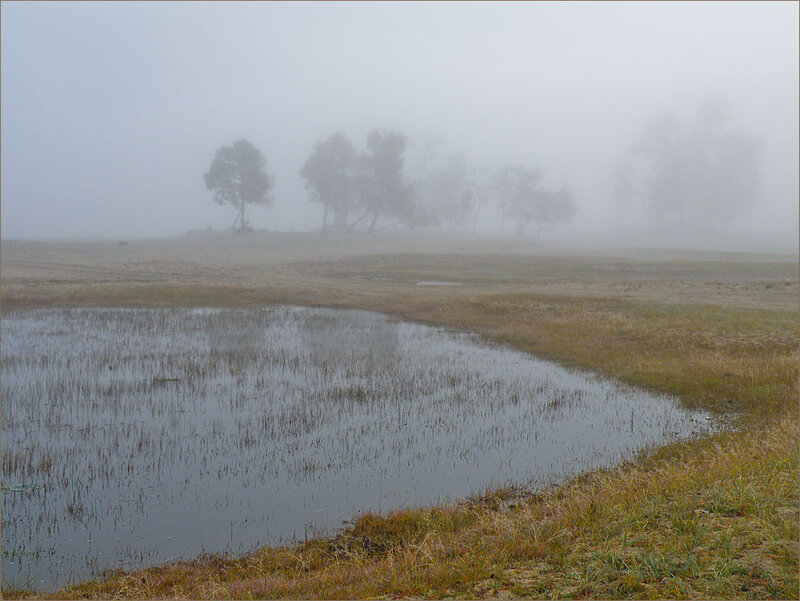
[2,4,800,597]
[1,1,797,251]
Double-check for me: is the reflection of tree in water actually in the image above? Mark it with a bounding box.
[204,311,266,355]
[297,310,399,373]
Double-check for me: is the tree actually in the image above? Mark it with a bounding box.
[493,164,576,237]
[204,139,273,232]
[358,129,414,231]
[636,111,692,226]
[688,98,760,227]
[407,148,475,231]
[508,166,543,237]
[300,132,358,231]
[492,165,542,237]
[531,185,576,234]
[428,155,474,231]
[465,166,494,233]
[491,165,520,236]
[634,99,760,229]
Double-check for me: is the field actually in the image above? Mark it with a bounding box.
[1,231,798,599]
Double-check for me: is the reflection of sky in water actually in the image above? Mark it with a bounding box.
[1,307,719,591]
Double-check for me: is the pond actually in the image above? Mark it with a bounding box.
[1,307,718,590]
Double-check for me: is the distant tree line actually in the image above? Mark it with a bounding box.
[301,129,414,233]
[204,130,576,236]
[614,97,760,230]
[299,129,576,235]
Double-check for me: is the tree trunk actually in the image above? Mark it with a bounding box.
[323,203,329,232]
[347,210,370,232]
[240,199,246,231]
[367,210,379,232]
[334,208,348,230]
[377,219,404,231]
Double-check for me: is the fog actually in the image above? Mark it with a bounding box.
[1,1,797,251]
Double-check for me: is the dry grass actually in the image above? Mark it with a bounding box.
[2,233,797,599]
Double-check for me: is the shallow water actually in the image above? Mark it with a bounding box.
[1,307,718,590]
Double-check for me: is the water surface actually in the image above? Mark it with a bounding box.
[1,307,717,590]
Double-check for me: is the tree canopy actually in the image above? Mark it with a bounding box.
[633,99,760,228]
[300,132,358,231]
[493,165,575,237]
[204,139,273,232]
[296,129,577,236]
[360,129,414,231]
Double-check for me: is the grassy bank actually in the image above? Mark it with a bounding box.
[2,235,797,599]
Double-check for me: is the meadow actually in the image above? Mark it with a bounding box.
[1,231,797,599]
